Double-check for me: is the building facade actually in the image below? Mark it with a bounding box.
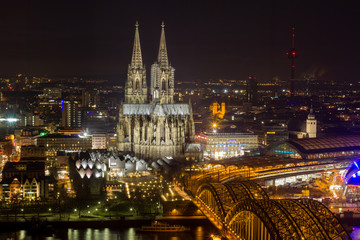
[62,100,82,128]
[37,134,92,154]
[92,133,107,149]
[0,161,51,201]
[117,23,195,160]
[196,132,258,160]
[306,109,317,138]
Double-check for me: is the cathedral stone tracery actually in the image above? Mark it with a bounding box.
[117,22,195,160]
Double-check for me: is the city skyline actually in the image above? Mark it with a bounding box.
[0,1,359,84]
[0,2,360,237]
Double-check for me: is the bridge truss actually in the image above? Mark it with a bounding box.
[195,180,350,240]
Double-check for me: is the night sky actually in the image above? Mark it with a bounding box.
[0,1,359,83]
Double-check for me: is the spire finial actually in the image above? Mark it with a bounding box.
[158,21,168,66]
[135,21,139,28]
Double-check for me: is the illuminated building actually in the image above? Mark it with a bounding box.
[124,22,147,104]
[261,123,289,146]
[117,22,195,160]
[0,161,51,201]
[246,76,257,104]
[150,23,175,104]
[75,155,106,179]
[344,158,360,185]
[41,87,62,99]
[19,113,44,127]
[9,178,21,201]
[343,158,360,200]
[73,152,149,180]
[38,100,62,123]
[61,100,82,128]
[23,178,40,200]
[92,133,107,149]
[184,143,203,162]
[306,109,317,138]
[36,133,91,154]
[82,89,99,108]
[196,131,258,160]
[20,145,47,158]
[210,102,225,119]
[268,135,360,159]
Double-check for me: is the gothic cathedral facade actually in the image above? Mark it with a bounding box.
[116,22,195,160]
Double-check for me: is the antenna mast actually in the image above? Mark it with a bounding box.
[286,26,296,96]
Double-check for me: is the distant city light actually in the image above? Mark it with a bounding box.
[0,118,19,122]
[274,150,295,154]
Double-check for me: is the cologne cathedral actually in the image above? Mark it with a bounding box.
[116,22,195,160]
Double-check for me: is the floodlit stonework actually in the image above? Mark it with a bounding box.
[117,22,195,160]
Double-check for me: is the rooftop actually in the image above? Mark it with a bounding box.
[288,135,360,154]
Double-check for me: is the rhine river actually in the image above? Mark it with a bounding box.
[1,226,358,239]
[0,226,219,240]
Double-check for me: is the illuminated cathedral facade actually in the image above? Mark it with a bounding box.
[116,22,195,160]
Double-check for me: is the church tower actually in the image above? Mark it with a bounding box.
[117,23,195,161]
[150,22,175,104]
[125,22,147,104]
[306,109,317,138]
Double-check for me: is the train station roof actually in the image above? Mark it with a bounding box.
[288,135,360,154]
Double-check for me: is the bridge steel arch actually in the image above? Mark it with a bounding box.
[296,199,350,239]
[195,182,235,219]
[196,181,268,216]
[225,199,304,240]
[225,180,269,200]
[195,182,350,240]
[276,199,333,239]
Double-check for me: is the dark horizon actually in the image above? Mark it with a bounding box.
[0,1,359,83]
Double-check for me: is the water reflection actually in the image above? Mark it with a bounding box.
[195,226,204,240]
[0,226,217,240]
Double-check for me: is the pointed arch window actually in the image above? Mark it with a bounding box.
[162,79,166,91]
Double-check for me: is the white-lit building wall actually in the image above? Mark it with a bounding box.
[197,133,258,160]
[92,134,107,149]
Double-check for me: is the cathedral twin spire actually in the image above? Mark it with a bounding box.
[125,21,174,104]
[158,22,169,67]
[131,21,143,69]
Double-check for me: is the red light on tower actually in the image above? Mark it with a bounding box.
[287,25,296,96]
